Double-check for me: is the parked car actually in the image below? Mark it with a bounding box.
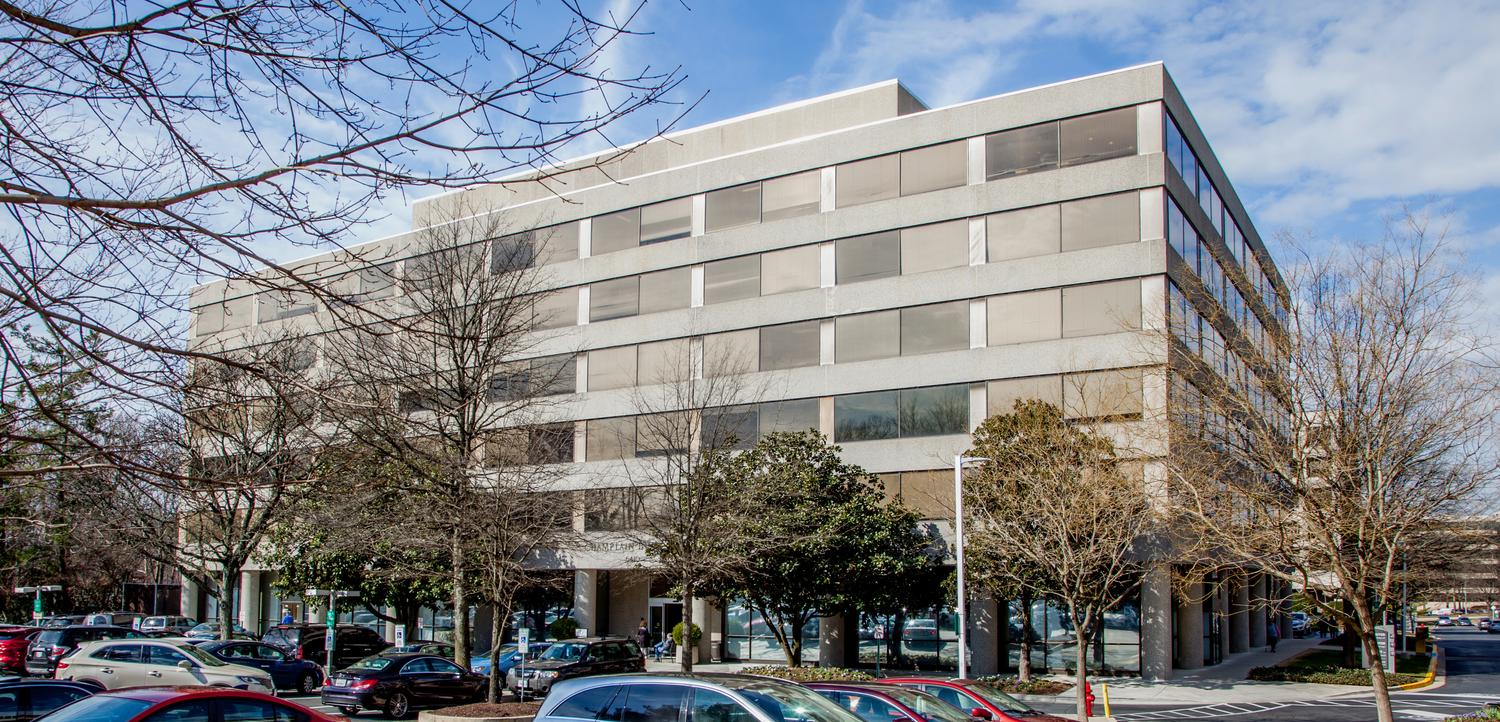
[532,673,861,722]
[82,613,144,629]
[470,641,551,676]
[902,619,940,641]
[882,678,1071,722]
[0,628,42,675]
[320,653,487,718]
[1289,612,1309,637]
[35,617,84,630]
[138,616,197,635]
[506,638,645,696]
[1477,618,1491,631]
[196,640,326,694]
[261,623,391,669]
[0,679,98,721]
[1457,616,1474,626]
[28,686,339,722]
[53,639,274,694]
[1436,616,1453,626]
[25,625,143,677]
[183,621,257,640]
[383,641,455,659]
[809,682,981,722]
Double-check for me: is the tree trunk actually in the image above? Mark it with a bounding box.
[218,566,238,641]
[1073,609,1093,722]
[1350,595,1395,722]
[789,618,804,668]
[1018,591,1034,682]
[1341,598,1358,668]
[451,528,469,669]
[681,582,695,673]
[487,602,507,703]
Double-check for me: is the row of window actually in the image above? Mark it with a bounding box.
[1169,282,1290,441]
[1167,198,1274,365]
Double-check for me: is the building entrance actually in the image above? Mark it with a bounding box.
[649,600,682,652]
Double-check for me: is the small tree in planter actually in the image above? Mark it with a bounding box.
[549,616,580,641]
[672,622,702,662]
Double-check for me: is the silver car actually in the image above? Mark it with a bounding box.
[535,673,863,722]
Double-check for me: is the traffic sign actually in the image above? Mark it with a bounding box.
[518,627,530,653]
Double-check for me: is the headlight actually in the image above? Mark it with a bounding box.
[236,675,269,687]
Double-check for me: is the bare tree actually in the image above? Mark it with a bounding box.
[0,0,687,483]
[965,399,1163,722]
[1165,215,1499,722]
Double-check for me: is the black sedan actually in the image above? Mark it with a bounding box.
[196,640,327,693]
[0,679,99,720]
[321,653,486,719]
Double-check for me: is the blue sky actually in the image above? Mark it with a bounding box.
[545,0,1500,322]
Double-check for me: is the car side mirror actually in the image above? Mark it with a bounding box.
[970,709,991,720]
[177,660,194,670]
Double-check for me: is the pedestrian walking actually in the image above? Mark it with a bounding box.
[634,618,651,651]
[280,606,295,625]
[1267,620,1280,652]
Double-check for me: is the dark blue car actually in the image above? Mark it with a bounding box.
[196,640,326,693]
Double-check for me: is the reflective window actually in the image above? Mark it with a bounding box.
[534,290,577,330]
[641,197,693,245]
[639,267,691,315]
[987,205,1060,262]
[552,680,620,719]
[900,384,969,437]
[491,232,537,273]
[987,289,1061,345]
[588,345,637,391]
[586,417,636,461]
[637,339,689,386]
[618,683,687,722]
[762,170,821,221]
[704,406,759,451]
[706,183,761,232]
[526,424,575,465]
[986,122,1059,179]
[901,140,967,196]
[834,391,900,442]
[590,277,639,321]
[358,264,396,302]
[1062,279,1142,337]
[759,398,821,436]
[902,301,969,355]
[537,222,581,264]
[1065,368,1145,418]
[1061,192,1139,252]
[258,289,317,322]
[1060,107,1137,166]
[636,412,689,457]
[760,245,821,296]
[703,329,759,377]
[143,700,211,722]
[759,320,821,371]
[836,310,900,363]
[896,470,952,520]
[987,376,1064,417]
[836,231,900,284]
[592,208,641,255]
[901,221,969,275]
[835,154,900,207]
[690,688,757,722]
[534,355,578,396]
[704,255,761,304]
[220,699,307,722]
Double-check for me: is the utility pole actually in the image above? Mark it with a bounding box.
[953,455,989,680]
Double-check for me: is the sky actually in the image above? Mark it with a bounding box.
[516,0,1500,325]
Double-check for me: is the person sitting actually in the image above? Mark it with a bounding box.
[653,638,675,661]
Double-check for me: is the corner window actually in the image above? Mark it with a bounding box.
[1060,107,1137,166]
[835,154,900,207]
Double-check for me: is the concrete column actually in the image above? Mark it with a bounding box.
[1249,575,1268,649]
[1230,577,1250,654]
[1176,580,1204,670]
[819,613,846,668]
[1141,567,1174,680]
[970,596,1001,676]
[181,577,200,621]
[238,571,261,635]
[574,570,597,637]
[692,597,714,660]
[1218,584,1231,661]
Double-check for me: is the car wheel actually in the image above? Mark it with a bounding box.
[383,691,411,719]
[298,672,319,694]
[338,706,360,716]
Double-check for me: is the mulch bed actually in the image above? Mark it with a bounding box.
[433,701,543,717]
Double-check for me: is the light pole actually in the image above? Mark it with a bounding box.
[15,585,63,622]
[307,588,359,673]
[954,454,989,679]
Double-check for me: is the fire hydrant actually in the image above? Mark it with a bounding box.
[1083,682,1096,718]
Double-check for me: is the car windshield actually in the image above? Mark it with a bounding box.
[23,695,152,721]
[348,657,392,671]
[737,679,862,722]
[877,688,974,722]
[541,642,588,661]
[38,630,64,645]
[174,643,228,667]
[963,682,1030,713]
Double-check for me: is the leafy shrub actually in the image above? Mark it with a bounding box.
[1247,663,1424,686]
[972,676,1073,695]
[1445,706,1500,722]
[547,616,579,640]
[740,666,873,682]
[671,621,702,646]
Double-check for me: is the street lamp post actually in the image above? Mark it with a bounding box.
[15,585,63,622]
[954,454,990,680]
[307,588,359,674]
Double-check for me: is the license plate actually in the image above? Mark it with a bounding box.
[517,680,529,689]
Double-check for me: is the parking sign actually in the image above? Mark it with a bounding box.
[518,627,530,653]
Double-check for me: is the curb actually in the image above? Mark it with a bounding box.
[1395,647,1443,691]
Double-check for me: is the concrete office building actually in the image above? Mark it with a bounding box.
[186,62,1292,679]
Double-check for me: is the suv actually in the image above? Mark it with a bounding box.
[139,616,197,634]
[83,613,144,629]
[507,637,644,696]
[55,639,273,693]
[26,625,144,677]
[261,624,391,669]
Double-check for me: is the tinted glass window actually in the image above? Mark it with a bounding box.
[1060,192,1139,252]
[554,686,622,721]
[835,154,899,207]
[588,346,637,391]
[901,302,969,356]
[534,290,578,330]
[29,686,91,714]
[836,310,899,363]
[707,183,761,232]
[760,245,820,296]
[921,687,968,712]
[702,329,759,377]
[491,232,537,273]
[835,391,899,442]
[590,277,639,322]
[704,406,758,451]
[143,700,211,722]
[759,399,820,436]
[640,198,692,245]
[403,658,435,673]
[900,385,969,437]
[988,289,1061,345]
[900,141,967,196]
[836,231,900,284]
[1065,368,1144,419]
[220,699,307,722]
[986,122,1059,179]
[1061,279,1142,337]
[691,689,757,722]
[586,418,636,461]
[987,205,1060,262]
[147,645,190,666]
[538,223,582,264]
[592,208,641,255]
[0,691,16,717]
[619,684,686,722]
[1060,107,1137,166]
[762,171,821,221]
[38,696,152,722]
[759,321,821,371]
[637,339,690,386]
[639,268,691,315]
[704,256,761,305]
[987,376,1063,417]
[900,221,969,275]
[93,644,142,663]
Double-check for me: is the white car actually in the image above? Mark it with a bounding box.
[54,638,274,693]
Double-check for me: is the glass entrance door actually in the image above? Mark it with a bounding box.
[649,601,682,652]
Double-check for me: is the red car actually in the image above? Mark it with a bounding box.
[0,626,41,674]
[31,685,341,721]
[808,681,983,722]
[882,678,1072,722]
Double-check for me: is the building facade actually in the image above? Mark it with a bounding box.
[187,63,1292,678]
